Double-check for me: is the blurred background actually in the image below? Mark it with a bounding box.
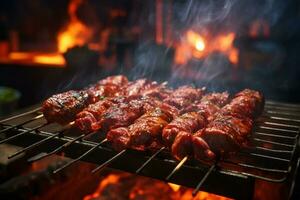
[0,0,300,116]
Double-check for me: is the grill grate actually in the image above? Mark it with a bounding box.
[0,101,299,199]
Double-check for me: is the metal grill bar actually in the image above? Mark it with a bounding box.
[0,114,43,134]
[0,107,41,123]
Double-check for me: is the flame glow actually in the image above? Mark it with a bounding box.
[57,0,93,53]
[175,30,238,65]
[83,172,232,200]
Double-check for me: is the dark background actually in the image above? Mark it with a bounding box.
[0,0,300,110]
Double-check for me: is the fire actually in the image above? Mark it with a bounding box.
[9,52,65,66]
[33,54,65,65]
[83,172,232,200]
[57,0,93,53]
[175,30,239,65]
[187,30,206,52]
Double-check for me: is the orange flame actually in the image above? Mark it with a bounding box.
[83,172,232,200]
[57,0,93,53]
[175,30,238,65]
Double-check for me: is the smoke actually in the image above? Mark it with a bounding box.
[129,0,289,90]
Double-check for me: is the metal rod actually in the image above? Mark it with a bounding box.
[91,149,127,174]
[27,133,87,163]
[192,163,216,196]
[267,110,300,117]
[266,101,300,108]
[53,138,108,174]
[0,114,44,134]
[136,147,165,174]
[252,138,294,147]
[165,156,188,181]
[0,123,48,145]
[259,126,299,134]
[0,107,41,124]
[248,152,290,162]
[262,122,300,129]
[8,131,65,159]
[270,116,300,123]
[254,131,297,139]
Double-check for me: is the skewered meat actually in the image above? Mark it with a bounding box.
[200,92,230,107]
[107,103,179,151]
[221,89,264,118]
[162,112,206,147]
[163,86,205,109]
[170,93,229,160]
[75,81,166,132]
[75,98,115,132]
[42,74,265,163]
[191,89,263,159]
[99,98,146,132]
[199,115,253,153]
[42,90,89,124]
[171,131,215,160]
[42,75,128,124]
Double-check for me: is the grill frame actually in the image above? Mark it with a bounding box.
[0,101,299,200]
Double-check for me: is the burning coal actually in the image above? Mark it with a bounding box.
[83,172,232,200]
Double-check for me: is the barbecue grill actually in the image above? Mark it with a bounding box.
[0,100,299,200]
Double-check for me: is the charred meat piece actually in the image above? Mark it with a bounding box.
[120,79,157,96]
[194,89,261,156]
[200,115,253,154]
[192,130,216,161]
[222,89,264,118]
[163,86,204,109]
[75,98,115,132]
[42,90,89,124]
[171,131,215,160]
[108,104,178,151]
[42,75,128,124]
[169,93,228,160]
[200,92,230,107]
[162,112,206,147]
[99,99,146,132]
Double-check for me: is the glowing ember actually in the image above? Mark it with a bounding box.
[187,30,206,52]
[33,54,65,65]
[57,0,93,53]
[175,30,239,65]
[83,172,232,200]
[8,52,65,66]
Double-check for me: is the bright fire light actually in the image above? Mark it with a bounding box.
[187,30,206,52]
[33,54,65,65]
[175,30,238,65]
[57,0,92,53]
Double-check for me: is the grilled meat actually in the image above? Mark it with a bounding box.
[42,75,128,124]
[43,74,264,163]
[170,93,229,160]
[163,86,204,109]
[191,89,263,159]
[200,115,253,153]
[107,103,179,151]
[162,112,206,147]
[75,81,167,132]
[42,90,89,124]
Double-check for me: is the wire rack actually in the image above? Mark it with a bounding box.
[0,101,299,200]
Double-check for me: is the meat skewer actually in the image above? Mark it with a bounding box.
[106,85,203,151]
[197,89,264,157]
[75,81,170,133]
[163,85,205,109]
[166,92,230,160]
[39,74,265,175]
[42,75,129,124]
